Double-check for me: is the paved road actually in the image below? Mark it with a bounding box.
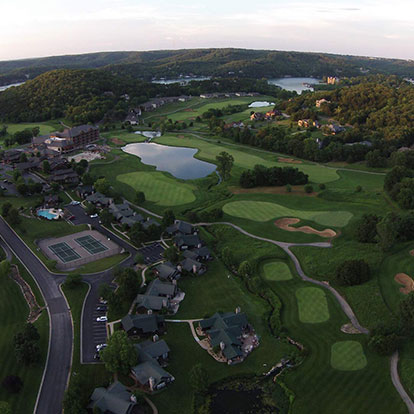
[391,351,414,413]
[0,217,70,414]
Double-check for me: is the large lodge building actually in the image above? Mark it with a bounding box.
[33,125,100,154]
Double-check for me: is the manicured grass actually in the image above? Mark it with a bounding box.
[153,257,292,414]
[330,341,367,371]
[223,200,353,227]
[73,252,129,274]
[158,134,340,184]
[0,263,48,413]
[262,261,293,281]
[117,171,196,206]
[295,287,330,323]
[4,122,58,136]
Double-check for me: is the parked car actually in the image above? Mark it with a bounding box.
[94,352,100,360]
[96,316,108,322]
[69,215,75,220]
[90,213,98,218]
[96,306,107,311]
[96,343,107,351]
[99,299,108,305]
[70,200,80,205]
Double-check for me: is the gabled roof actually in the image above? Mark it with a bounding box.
[131,360,173,387]
[182,250,198,260]
[154,262,179,280]
[194,246,211,258]
[142,218,161,230]
[166,220,194,235]
[121,314,164,334]
[89,381,135,414]
[135,339,170,361]
[146,279,176,297]
[180,258,203,273]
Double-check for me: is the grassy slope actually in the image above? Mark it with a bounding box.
[0,263,48,413]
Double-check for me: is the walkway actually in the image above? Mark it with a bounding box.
[165,319,206,349]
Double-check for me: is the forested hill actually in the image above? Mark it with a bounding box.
[0,69,288,123]
[1,48,414,86]
[0,69,160,123]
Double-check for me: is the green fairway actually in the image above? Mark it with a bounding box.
[5,122,57,136]
[158,134,339,183]
[117,171,196,206]
[331,341,367,371]
[263,261,293,281]
[296,287,330,323]
[223,200,353,227]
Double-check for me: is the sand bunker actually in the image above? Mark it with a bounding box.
[112,138,126,146]
[395,273,414,295]
[275,218,337,238]
[341,323,362,334]
[278,157,303,164]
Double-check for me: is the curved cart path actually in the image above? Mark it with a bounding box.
[197,221,414,412]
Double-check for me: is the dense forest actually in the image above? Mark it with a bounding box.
[1,48,414,87]
[281,75,414,140]
[0,69,290,123]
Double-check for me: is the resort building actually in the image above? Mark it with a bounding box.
[121,314,166,337]
[198,310,259,364]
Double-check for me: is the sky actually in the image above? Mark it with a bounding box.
[0,0,413,61]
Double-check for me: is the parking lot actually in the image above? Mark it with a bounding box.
[138,242,165,264]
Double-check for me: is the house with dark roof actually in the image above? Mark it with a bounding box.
[166,220,197,236]
[48,168,79,185]
[153,262,181,281]
[142,218,161,230]
[121,314,166,337]
[131,339,174,392]
[77,184,94,199]
[199,311,256,364]
[179,258,206,275]
[182,246,211,262]
[174,234,203,251]
[250,112,265,121]
[134,279,178,313]
[89,381,140,414]
[86,191,113,207]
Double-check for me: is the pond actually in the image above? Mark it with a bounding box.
[152,76,211,84]
[0,82,25,92]
[248,101,275,108]
[122,142,216,180]
[268,77,321,94]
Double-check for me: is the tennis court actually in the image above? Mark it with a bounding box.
[48,242,81,263]
[75,235,108,255]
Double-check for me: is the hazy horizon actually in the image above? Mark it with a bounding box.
[1,0,413,61]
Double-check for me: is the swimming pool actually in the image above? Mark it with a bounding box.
[37,209,58,220]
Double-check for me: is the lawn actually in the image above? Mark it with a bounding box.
[222,200,353,227]
[157,134,340,184]
[330,341,367,371]
[117,171,196,206]
[73,252,129,274]
[295,287,330,323]
[152,257,292,414]
[0,262,49,413]
[4,121,59,136]
[262,261,293,281]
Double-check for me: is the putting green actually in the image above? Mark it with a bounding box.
[223,200,352,227]
[331,341,367,371]
[296,287,330,323]
[263,261,293,281]
[117,171,196,206]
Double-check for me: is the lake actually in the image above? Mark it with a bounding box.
[152,76,210,84]
[268,77,321,94]
[248,101,275,108]
[122,142,216,180]
[0,82,25,92]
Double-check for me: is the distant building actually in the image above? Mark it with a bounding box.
[297,119,311,128]
[327,76,339,85]
[315,98,330,108]
[250,112,265,121]
[33,125,99,154]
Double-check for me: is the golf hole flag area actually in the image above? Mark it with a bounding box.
[331,341,367,371]
[296,287,330,323]
[39,230,122,270]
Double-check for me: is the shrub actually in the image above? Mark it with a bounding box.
[304,184,313,193]
[335,260,371,286]
[356,185,362,192]
[368,334,400,356]
[64,273,82,289]
[2,375,23,393]
[355,214,380,243]
[319,183,326,190]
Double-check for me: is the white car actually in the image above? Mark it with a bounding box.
[70,201,80,205]
[90,213,98,218]
[96,316,107,322]
[96,343,107,350]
